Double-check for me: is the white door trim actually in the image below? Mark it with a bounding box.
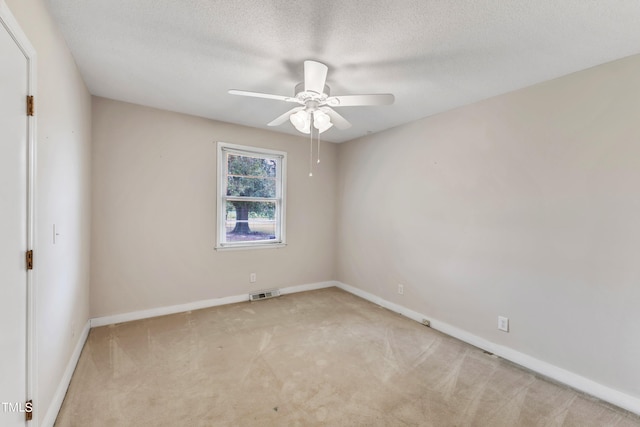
[0,1,38,424]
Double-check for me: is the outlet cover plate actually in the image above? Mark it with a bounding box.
[498,316,509,332]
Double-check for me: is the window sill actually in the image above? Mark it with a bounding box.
[215,243,287,251]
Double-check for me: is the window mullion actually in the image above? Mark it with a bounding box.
[223,196,279,203]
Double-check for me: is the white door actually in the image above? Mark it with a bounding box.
[0,15,29,427]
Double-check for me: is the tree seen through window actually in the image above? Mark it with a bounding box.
[225,154,277,241]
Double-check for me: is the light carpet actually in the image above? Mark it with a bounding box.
[55,287,640,426]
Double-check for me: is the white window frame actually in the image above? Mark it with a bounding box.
[216,142,287,250]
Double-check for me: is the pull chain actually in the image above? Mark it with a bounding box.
[317,130,321,164]
[308,126,313,177]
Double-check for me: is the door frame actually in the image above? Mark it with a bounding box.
[0,1,37,423]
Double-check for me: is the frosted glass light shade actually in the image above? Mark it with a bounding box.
[290,110,311,133]
[313,110,333,133]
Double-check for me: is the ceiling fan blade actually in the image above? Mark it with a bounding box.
[320,107,351,130]
[267,107,305,127]
[304,61,328,94]
[326,94,395,107]
[228,89,299,103]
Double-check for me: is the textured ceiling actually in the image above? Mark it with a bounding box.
[49,0,640,143]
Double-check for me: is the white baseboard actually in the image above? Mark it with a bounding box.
[90,281,335,328]
[90,293,247,327]
[279,280,334,295]
[334,281,640,416]
[41,320,91,427]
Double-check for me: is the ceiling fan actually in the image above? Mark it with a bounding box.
[228,60,395,135]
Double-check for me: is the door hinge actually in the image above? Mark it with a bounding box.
[27,95,35,116]
[25,400,33,421]
[26,250,33,270]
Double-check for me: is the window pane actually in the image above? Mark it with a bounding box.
[227,154,276,178]
[224,200,277,242]
[227,176,276,198]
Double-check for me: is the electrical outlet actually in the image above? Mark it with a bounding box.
[498,316,509,332]
[397,284,404,295]
[250,273,256,283]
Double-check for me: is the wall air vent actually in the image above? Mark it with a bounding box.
[249,289,280,302]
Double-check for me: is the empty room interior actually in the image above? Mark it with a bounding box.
[2,0,640,425]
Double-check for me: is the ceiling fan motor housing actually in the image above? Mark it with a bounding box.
[294,82,330,104]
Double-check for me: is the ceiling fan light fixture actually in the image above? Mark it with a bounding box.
[290,109,311,133]
[313,110,333,133]
[229,60,394,136]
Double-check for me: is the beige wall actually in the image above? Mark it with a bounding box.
[7,0,638,413]
[337,55,640,399]
[90,97,337,317]
[5,0,92,424]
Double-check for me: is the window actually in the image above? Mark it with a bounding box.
[216,142,286,249]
